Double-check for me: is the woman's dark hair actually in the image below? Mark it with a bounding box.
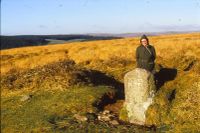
[140,34,149,44]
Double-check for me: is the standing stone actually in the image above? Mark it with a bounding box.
[123,68,156,125]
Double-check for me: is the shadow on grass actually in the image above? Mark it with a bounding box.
[154,68,177,91]
[80,69,124,110]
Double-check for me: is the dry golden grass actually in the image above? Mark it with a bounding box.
[1,32,199,75]
[1,32,200,132]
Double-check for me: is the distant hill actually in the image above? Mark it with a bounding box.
[0,35,121,50]
[1,31,198,50]
[87,31,200,37]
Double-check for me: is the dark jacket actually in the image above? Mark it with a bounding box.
[136,44,156,72]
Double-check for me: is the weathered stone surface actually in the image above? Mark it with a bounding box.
[123,68,156,125]
[20,94,33,102]
[97,110,119,123]
[109,120,119,125]
[73,114,88,122]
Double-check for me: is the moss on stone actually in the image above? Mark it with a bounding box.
[119,105,129,122]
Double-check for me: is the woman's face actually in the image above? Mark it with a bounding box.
[141,39,148,46]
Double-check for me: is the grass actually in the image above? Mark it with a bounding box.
[145,68,200,132]
[1,32,200,132]
[1,85,116,132]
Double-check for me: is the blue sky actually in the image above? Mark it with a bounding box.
[1,0,200,35]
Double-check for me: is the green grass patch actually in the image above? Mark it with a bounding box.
[1,85,115,132]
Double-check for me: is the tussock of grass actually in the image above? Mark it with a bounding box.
[1,59,84,92]
[146,70,200,132]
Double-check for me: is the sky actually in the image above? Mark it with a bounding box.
[1,0,200,35]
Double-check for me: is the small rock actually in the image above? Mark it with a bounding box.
[103,110,110,115]
[97,115,101,120]
[98,115,111,121]
[20,94,32,102]
[97,110,118,122]
[109,120,119,125]
[73,114,88,122]
[102,116,111,121]
[107,114,115,118]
